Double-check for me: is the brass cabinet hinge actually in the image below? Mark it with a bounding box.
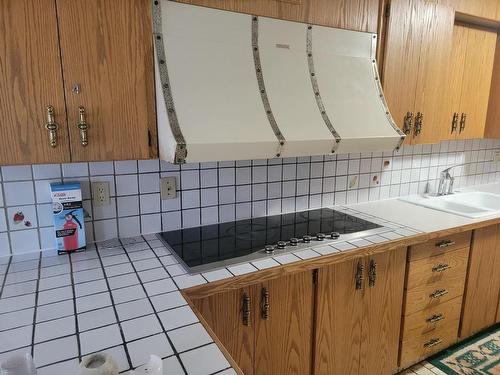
[313,269,318,285]
[148,130,152,147]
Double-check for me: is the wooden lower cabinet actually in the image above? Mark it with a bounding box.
[460,225,500,338]
[315,247,407,375]
[192,271,314,375]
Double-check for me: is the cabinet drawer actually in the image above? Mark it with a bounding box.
[400,319,459,369]
[401,297,462,339]
[406,247,469,291]
[409,232,471,261]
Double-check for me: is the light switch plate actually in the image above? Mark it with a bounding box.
[161,176,177,199]
[92,181,111,206]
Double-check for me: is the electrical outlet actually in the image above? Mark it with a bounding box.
[160,176,177,199]
[495,151,500,163]
[92,181,111,206]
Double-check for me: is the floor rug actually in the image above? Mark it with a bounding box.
[428,324,500,374]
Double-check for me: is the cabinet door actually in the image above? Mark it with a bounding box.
[55,0,157,162]
[0,0,70,165]
[359,247,406,375]
[411,2,454,144]
[457,26,497,140]
[315,258,364,375]
[381,0,422,138]
[192,288,255,375]
[485,35,500,139]
[254,272,314,375]
[460,225,500,338]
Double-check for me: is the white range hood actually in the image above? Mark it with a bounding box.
[153,1,405,164]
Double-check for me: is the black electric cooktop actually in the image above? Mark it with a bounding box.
[159,208,382,273]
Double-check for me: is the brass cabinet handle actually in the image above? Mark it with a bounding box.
[44,106,59,148]
[414,112,423,136]
[77,106,89,146]
[423,338,442,348]
[436,240,455,248]
[403,112,413,135]
[426,314,445,324]
[459,113,466,133]
[261,288,270,320]
[451,112,459,133]
[432,263,451,273]
[242,293,251,326]
[368,259,377,287]
[355,261,364,290]
[430,289,449,299]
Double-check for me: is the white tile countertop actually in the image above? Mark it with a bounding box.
[0,183,499,374]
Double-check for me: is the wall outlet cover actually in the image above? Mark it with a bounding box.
[92,181,111,206]
[160,176,177,199]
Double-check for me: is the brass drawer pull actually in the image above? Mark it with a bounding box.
[432,263,451,273]
[242,293,251,326]
[414,112,423,136]
[436,240,455,248]
[430,289,449,299]
[451,112,459,133]
[459,113,466,133]
[427,314,445,323]
[44,105,59,148]
[77,106,89,146]
[355,261,364,290]
[261,288,270,320]
[423,338,442,348]
[368,259,377,287]
[403,112,413,135]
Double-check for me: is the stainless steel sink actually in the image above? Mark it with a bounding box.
[400,192,500,219]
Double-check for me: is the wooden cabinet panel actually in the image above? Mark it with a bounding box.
[192,288,255,375]
[460,225,500,338]
[0,0,70,165]
[175,0,379,33]
[412,2,455,144]
[485,35,500,139]
[381,0,421,137]
[56,0,156,162]
[408,231,471,261]
[441,0,500,21]
[359,248,406,375]
[456,26,497,140]
[254,272,314,375]
[315,258,363,375]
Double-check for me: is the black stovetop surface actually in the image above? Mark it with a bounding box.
[159,208,380,268]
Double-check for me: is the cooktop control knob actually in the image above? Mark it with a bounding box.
[316,233,326,241]
[289,238,299,246]
[302,235,312,243]
[330,232,340,239]
[264,245,275,254]
[277,241,287,249]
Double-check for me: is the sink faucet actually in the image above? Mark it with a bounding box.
[436,159,494,196]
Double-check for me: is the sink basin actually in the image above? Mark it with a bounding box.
[400,192,500,219]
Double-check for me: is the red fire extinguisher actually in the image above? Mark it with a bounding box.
[63,210,82,251]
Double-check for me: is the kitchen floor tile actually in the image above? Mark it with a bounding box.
[120,314,162,342]
[0,325,33,352]
[74,279,108,298]
[38,274,71,291]
[0,308,34,331]
[143,278,177,297]
[159,305,198,331]
[79,324,123,355]
[78,306,117,332]
[36,300,74,323]
[37,358,78,375]
[150,291,187,312]
[111,284,146,304]
[173,274,206,289]
[202,269,233,283]
[115,299,153,321]
[168,323,212,352]
[34,335,78,367]
[34,315,75,343]
[137,267,169,283]
[0,293,36,314]
[126,333,174,368]
[180,343,230,375]
[37,286,73,305]
[76,292,112,313]
[107,273,140,290]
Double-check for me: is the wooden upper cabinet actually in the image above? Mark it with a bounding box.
[55,0,157,162]
[175,0,379,32]
[486,35,500,139]
[439,0,500,21]
[382,0,455,144]
[0,0,70,165]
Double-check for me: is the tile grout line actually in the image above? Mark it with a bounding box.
[29,252,42,357]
